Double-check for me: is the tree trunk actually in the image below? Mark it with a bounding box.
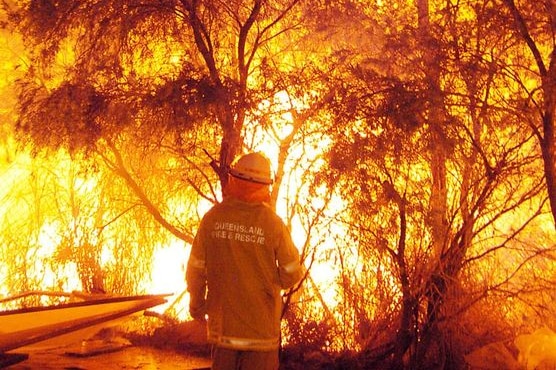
[503,0,556,229]
[541,50,556,228]
[391,194,415,370]
[416,0,455,367]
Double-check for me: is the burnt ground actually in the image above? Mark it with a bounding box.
[3,320,368,370]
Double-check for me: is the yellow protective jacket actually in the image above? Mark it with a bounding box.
[186,197,303,351]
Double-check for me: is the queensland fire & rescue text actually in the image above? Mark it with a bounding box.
[211,222,265,245]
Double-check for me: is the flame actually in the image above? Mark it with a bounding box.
[142,240,189,317]
[246,89,352,330]
[2,6,555,358]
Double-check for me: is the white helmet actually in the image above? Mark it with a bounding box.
[229,152,274,185]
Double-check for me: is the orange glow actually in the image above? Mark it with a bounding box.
[142,240,188,317]
[1,4,556,365]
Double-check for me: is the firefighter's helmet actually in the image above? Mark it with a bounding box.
[229,152,274,185]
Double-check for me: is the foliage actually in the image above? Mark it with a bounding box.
[0,1,555,369]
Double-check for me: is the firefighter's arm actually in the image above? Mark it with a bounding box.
[186,229,208,321]
[186,253,207,321]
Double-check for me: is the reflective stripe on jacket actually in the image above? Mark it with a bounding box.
[186,197,302,351]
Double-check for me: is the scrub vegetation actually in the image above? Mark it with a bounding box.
[0,1,555,369]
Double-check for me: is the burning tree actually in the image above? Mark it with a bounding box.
[315,0,556,368]
[3,0,314,290]
[1,0,343,360]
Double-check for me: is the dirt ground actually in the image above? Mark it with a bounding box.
[5,344,211,369]
[1,318,212,370]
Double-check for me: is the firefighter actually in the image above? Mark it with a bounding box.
[186,152,303,370]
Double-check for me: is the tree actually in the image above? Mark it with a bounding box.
[499,0,556,228]
[317,0,553,368]
[4,0,305,210]
[2,0,309,294]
